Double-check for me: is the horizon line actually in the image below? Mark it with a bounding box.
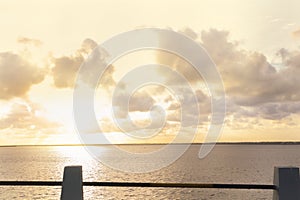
[1,141,300,147]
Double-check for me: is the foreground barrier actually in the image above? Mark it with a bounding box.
[0,166,299,199]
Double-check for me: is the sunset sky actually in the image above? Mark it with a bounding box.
[1,0,300,145]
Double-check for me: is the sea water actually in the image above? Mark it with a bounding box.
[1,144,300,200]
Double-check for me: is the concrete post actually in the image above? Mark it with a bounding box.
[273,167,300,200]
[61,166,83,200]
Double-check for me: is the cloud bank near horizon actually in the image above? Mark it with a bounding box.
[1,27,300,144]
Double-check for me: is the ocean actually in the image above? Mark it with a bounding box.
[1,144,300,200]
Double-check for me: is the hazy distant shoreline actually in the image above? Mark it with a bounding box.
[1,141,300,147]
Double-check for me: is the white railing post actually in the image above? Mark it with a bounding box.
[273,167,300,200]
[61,166,83,200]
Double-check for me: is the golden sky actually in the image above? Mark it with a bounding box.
[1,0,300,145]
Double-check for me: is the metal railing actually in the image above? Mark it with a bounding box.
[1,166,300,200]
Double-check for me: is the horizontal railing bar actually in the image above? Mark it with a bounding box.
[0,181,62,186]
[83,182,276,190]
[0,181,276,190]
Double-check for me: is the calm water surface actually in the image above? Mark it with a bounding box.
[1,144,300,199]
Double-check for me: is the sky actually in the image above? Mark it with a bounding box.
[0,0,300,145]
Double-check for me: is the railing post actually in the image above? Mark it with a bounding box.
[61,166,83,200]
[273,167,300,200]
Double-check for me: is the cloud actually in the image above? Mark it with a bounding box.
[200,29,300,106]
[156,28,206,84]
[52,38,115,88]
[292,28,300,39]
[52,55,83,88]
[200,29,300,122]
[276,48,289,62]
[79,38,98,54]
[156,28,300,121]
[231,101,300,121]
[178,27,198,40]
[285,50,300,68]
[17,37,43,47]
[129,92,155,112]
[0,52,45,99]
[0,99,64,144]
[107,84,208,133]
[52,39,96,88]
[112,89,156,118]
[0,100,60,133]
[258,103,291,120]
